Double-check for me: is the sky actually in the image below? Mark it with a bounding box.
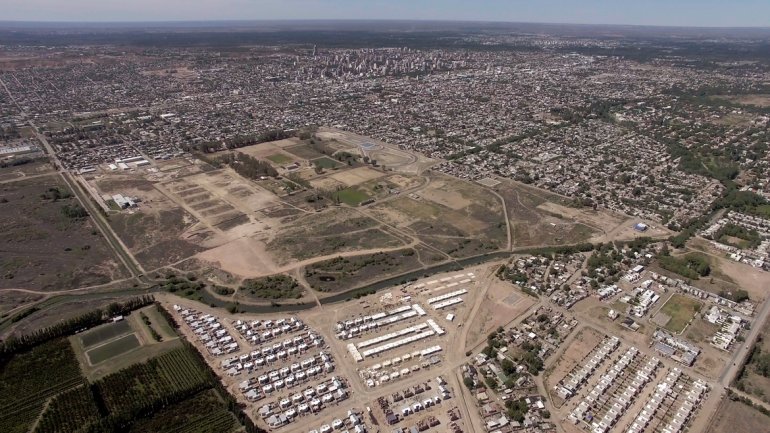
[3,0,769,27]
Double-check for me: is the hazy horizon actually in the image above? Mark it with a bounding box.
[3,0,770,28]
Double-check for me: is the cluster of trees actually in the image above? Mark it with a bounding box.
[139,312,162,342]
[0,157,34,168]
[658,252,711,280]
[714,223,762,249]
[719,289,750,303]
[0,296,155,360]
[219,152,278,179]
[240,275,302,299]
[41,187,72,201]
[194,129,293,154]
[61,203,88,219]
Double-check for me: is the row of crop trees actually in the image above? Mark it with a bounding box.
[0,295,155,362]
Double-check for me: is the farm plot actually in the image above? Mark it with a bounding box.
[86,333,142,364]
[0,176,127,290]
[79,319,132,348]
[127,389,240,433]
[95,347,211,414]
[0,339,84,433]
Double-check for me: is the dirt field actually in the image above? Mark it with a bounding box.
[368,173,507,258]
[494,180,600,248]
[0,176,127,290]
[712,93,770,107]
[464,276,537,351]
[706,397,770,433]
[315,127,436,174]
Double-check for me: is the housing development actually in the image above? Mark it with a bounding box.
[1,21,770,433]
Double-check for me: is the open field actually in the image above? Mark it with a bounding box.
[368,173,506,257]
[712,93,770,107]
[0,158,53,182]
[735,314,770,404]
[706,397,770,433]
[0,175,127,290]
[86,332,142,364]
[494,179,603,248]
[657,294,702,333]
[335,187,370,205]
[464,275,537,351]
[266,207,408,266]
[315,126,436,174]
[544,326,606,407]
[305,249,422,292]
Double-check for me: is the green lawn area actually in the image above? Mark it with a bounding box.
[86,333,141,364]
[267,153,293,165]
[79,320,132,348]
[311,156,342,169]
[335,188,370,206]
[659,294,702,333]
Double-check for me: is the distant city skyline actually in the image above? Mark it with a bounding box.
[3,0,770,28]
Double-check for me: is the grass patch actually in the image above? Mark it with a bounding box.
[659,294,702,333]
[335,187,371,206]
[79,320,132,348]
[86,333,141,364]
[266,153,293,165]
[311,156,342,169]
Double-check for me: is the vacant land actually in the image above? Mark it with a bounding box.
[712,93,770,107]
[266,207,407,265]
[0,176,127,290]
[735,314,770,404]
[496,181,603,248]
[368,173,507,257]
[658,294,702,333]
[706,397,770,433]
[305,249,422,292]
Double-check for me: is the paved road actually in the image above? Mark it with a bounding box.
[719,296,770,387]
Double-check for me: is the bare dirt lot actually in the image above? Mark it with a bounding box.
[494,179,600,248]
[267,207,409,266]
[0,176,127,290]
[464,276,537,351]
[706,397,770,433]
[368,173,507,258]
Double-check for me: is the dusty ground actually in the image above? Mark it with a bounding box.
[464,276,537,352]
[0,175,127,290]
[705,397,770,433]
